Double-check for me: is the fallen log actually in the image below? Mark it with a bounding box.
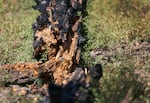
[0,0,103,102]
[0,0,86,85]
[32,0,87,85]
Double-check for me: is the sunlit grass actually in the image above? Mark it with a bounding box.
[0,1,39,102]
[83,0,150,51]
[83,0,150,102]
[0,0,39,64]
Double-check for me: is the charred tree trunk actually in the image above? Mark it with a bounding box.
[0,0,86,86]
[0,0,103,102]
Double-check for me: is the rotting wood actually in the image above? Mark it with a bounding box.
[0,0,86,86]
[0,0,103,102]
[0,62,40,85]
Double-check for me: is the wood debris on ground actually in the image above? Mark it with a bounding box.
[0,0,103,103]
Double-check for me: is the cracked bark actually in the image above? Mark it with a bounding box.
[0,0,86,86]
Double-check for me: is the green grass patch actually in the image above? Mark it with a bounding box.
[83,0,150,51]
[83,0,150,102]
[0,0,39,64]
[0,1,39,102]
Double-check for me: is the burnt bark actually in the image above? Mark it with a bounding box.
[0,0,86,86]
[0,0,103,102]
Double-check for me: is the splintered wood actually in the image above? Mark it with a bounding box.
[0,0,86,86]
[0,62,40,85]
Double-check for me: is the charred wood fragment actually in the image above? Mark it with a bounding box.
[0,62,40,85]
[43,64,103,103]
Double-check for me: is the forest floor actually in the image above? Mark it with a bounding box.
[0,0,150,103]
